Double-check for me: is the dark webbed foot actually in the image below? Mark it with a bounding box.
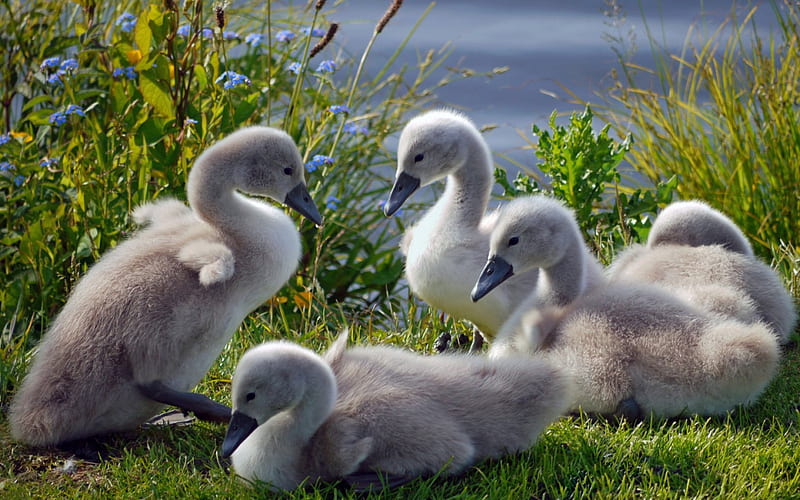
[468,330,485,353]
[137,380,231,423]
[434,332,452,353]
[614,397,644,421]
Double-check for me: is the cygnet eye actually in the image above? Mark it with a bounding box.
[413,153,424,163]
[508,236,519,247]
[283,167,293,175]
[245,392,256,402]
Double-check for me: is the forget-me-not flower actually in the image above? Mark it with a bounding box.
[215,70,251,89]
[113,67,137,80]
[47,73,63,85]
[0,134,10,146]
[177,24,192,37]
[275,30,296,42]
[287,62,302,75]
[223,31,239,41]
[202,28,214,39]
[245,33,266,46]
[60,58,78,72]
[344,122,369,135]
[116,12,137,32]
[184,117,198,126]
[0,161,13,171]
[328,105,349,115]
[65,104,85,117]
[40,157,60,168]
[316,60,336,73]
[41,57,61,71]
[305,155,334,172]
[302,27,325,37]
[326,196,340,211]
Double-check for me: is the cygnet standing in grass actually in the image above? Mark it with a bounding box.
[608,200,797,343]
[221,330,572,491]
[474,196,780,419]
[383,109,542,351]
[9,126,322,448]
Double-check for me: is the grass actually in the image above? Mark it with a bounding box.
[1,321,798,498]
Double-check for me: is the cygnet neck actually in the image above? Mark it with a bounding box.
[536,233,587,306]
[187,148,253,234]
[437,131,493,229]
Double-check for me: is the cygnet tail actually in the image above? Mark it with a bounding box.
[696,319,780,412]
[8,383,80,448]
[324,329,351,365]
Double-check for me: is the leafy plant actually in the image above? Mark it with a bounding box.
[495,106,677,261]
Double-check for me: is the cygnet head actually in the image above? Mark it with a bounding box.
[189,126,322,224]
[647,200,752,256]
[384,110,479,216]
[472,196,578,301]
[221,342,336,458]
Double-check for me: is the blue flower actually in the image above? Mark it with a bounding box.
[275,30,296,42]
[287,62,301,75]
[223,31,239,41]
[305,154,334,173]
[40,157,59,168]
[47,73,63,85]
[41,57,61,70]
[0,134,9,146]
[113,66,137,80]
[202,28,214,39]
[49,112,67,126]
[60,58,78,72]
[328,105,349,115]
[0,161,13,171]
[245,33,266,46]
[65,104,85,117]
[215,70,251,89]
[184,117,198,125]
[344,122,369,135]
[302,27,325,37]
[315,60,336,73]
[177,24,192,37]
[326,196,340,211]
[116,12,137,32]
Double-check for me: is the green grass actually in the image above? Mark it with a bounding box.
[2,320,799,499]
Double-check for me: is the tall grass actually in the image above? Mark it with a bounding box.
[601,1,800,266]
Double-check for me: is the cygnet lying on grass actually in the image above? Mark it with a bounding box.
[9,126,322,448]
[475,196,780,419]
[608,200,796,343]
[221,330,572,491]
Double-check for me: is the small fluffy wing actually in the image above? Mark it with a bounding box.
[177,240,235,286]
[132,198,191,227]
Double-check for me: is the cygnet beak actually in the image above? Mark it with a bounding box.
[285,183,323,225]
[221,410,259,458]
[384,172,421,217]
[471,256,514,302]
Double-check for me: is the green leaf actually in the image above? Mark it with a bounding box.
[139,70,174,121]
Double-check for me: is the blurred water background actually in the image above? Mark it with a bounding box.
[328,0,779,174]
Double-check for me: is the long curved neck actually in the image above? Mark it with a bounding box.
[537,236,587,306]
[436,133,493,229]
[187,150,245,229]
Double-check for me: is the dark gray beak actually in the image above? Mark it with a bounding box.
[384,172,421,217]
[285,183,323,225]
[471,256,515,302]
[221,410,259,458]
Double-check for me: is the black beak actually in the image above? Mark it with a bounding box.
[384,172,421,217]
[285,183,323,225]
[471,256,515,302]
[221,410,259,458]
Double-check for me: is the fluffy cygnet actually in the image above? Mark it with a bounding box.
[383,109,541,350]
[222,330,572,490]
[9,126,321,448]
[608,200,796,343]
[476,196,780,418]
